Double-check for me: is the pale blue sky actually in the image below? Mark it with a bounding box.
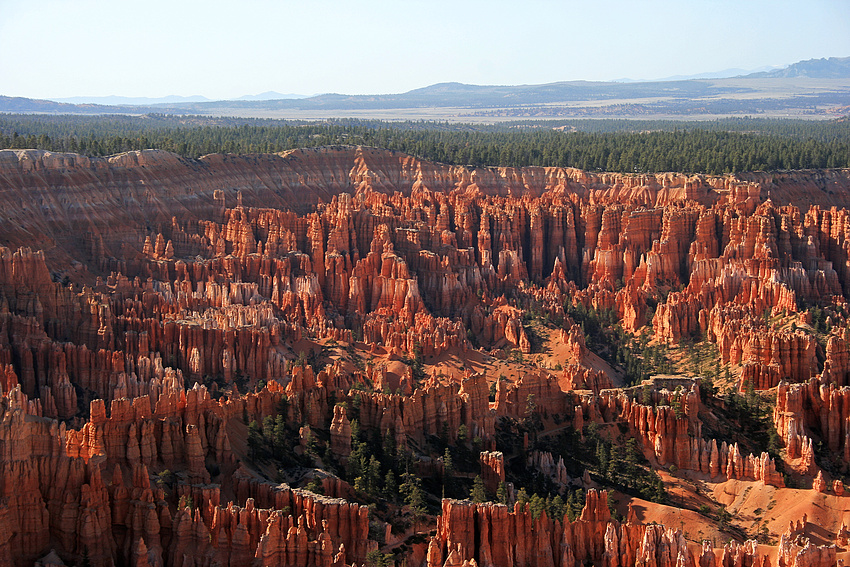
[1,0,848,99]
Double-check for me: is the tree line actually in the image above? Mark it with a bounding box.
[1,113,849,174]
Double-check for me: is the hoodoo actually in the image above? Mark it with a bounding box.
[1,146,849,567]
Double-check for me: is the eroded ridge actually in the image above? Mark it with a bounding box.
[1,147,849,567]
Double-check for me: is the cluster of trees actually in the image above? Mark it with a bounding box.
[345,417,413,502]
[246,395,434,540]
[706,383,783,472]
[372,129,850,173]
[1,114,849,174]
[399,342,426,386]
[806,306,833,334]
[502,116,850,141]
[616,339,673,387]
[513,487,586,522]
[547,424,667,505]
[493,411,665,520]
[246,397,314,470]
[468,467,587,523]
[564,300,673,385]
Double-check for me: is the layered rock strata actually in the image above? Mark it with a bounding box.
[2,147,850,566]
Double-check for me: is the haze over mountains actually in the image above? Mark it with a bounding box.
[2,56,849,121]
[53,95,213,106]
[52,91,312,105]
[612,64,779,82]
[748,56,850,78]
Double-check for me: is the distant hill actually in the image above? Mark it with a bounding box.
[3,56,849,119]
[52,95,211,105]
[236,91,310,101]
[203,79,741,110]
[744,56,850,79]
[0,96,120,114]
[46,93,311,105]
[614,66,778,82]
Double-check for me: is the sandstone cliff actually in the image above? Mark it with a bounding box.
[1,146,850,567]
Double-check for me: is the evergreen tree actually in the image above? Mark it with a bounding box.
[496,481,508,505]
[400,472,427,532]
[470,475,487,503]
[384,470,397,501]
[516,487,529,509]
[442,448,455,493]
[247,420,263,462]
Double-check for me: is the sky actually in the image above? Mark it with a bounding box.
[1,0,849,100]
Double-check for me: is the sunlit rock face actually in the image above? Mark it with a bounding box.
[1,146,849,567]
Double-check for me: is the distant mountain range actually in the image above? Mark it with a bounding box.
[2,56,848,119]
[612,57,849,83]
[49,92,311,106]
[744,56,850,79]
[53,95,212,106]
[235,92,310,101]
[613,66,779,83]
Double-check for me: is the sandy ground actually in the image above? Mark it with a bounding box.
[620,468,850,551]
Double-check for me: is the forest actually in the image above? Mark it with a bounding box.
[1,113,849,174]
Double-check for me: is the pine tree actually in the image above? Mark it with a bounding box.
[470,475,487,503]
[549,494,565,521]
[516,487,529,509]
[400,472,426,533]
[384,470,397,501]
[529,494,546,520]
[443,448,455,494]
[247,420,263,462]
[496,481,508,505]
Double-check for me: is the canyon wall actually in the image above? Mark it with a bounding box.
[1,147,849,566]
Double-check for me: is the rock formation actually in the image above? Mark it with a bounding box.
[479,451,505,495]
[1,146,849,566]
